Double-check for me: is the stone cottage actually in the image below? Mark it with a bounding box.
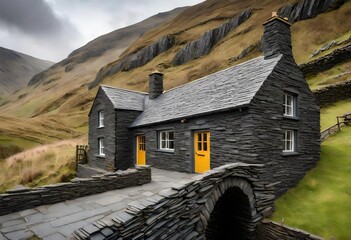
[87,15,320,195]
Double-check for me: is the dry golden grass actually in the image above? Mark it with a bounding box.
[0,138,86,192]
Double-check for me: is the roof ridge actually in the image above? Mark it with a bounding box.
[164,55,266,94]
[101,85,148,95]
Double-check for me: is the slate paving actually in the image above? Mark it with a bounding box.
[0,168,195,240]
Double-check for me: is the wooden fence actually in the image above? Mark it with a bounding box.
[321,113,351,142]
[76,145,89,169]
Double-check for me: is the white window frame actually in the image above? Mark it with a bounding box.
[159,130,174,151]
[98,138,105,156]
[284,93,295,117]
[98,110,104,127]
[283,130,295,152]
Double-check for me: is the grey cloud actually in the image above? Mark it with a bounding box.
[0,0,77,36]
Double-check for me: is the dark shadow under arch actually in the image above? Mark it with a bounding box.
[205,186,255,240]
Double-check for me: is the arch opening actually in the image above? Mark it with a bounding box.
[205,187,254,240]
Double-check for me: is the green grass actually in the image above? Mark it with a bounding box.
[320,98,351,131]
[271,126,351,240]
[307,61,351,90]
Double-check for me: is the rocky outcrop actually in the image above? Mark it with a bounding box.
[257,219,323,240]
[89,35,175,89]
[230,41,260,63]
[173,10,252,66]
[313,79,351,107]
[300,44,351,77]
[278,0,346,23]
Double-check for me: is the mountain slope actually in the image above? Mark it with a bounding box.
[0,47,53,96]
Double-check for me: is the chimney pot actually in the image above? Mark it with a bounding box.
[149,70,164,99]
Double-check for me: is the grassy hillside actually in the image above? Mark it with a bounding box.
[271,126,351,240]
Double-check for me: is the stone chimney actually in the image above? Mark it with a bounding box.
[149,70,164,99]
[261,12,293,58]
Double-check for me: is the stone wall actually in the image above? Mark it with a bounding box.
[115,110,142,170]
[300,44,351,78]
[313,80,351,107]
[73,163,276,240]
[249,55,320,197]
[88,88,116,171]
[0,166,151,216]
[257,219,323,240]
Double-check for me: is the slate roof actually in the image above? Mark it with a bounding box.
[101,85,146,111]
[129,55,282,127]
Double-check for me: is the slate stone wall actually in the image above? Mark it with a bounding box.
[115,110,142,170]
[0,166,151,216]
[88,89,116,171]
[132,109,261,174]
[73,163,276,240]
[257,219,323,240]
[248,55,320,196]
[313,80,351,107]
[300,44,351,78]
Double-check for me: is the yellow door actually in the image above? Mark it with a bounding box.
[136,135,146,165]
[194,131,210,173]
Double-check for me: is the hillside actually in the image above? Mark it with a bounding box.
[0,0,350,155]
[0,47,53,96]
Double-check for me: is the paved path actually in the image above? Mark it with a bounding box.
[0,168,195,240]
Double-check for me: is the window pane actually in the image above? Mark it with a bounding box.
[203,142,207,151]
[284,94,295,116]
[168,131,174,140]
[198,142,202,151]
[161,140,166,149]
[169,140,174,149]
[99,111,104,127]
[198,133,202,142]
[203,133,207,142]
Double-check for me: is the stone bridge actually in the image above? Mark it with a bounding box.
[73,163,276,239]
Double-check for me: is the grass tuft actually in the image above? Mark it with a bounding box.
[0,138,85,192]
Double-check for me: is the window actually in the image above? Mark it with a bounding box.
[283,93,295,117]
[159,130,174,151]
[283,130,296,152]
[98,138,105,156]
[98,111,104,127]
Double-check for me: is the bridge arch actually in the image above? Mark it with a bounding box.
[196,177,259,239]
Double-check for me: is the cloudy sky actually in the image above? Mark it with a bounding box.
[0,0,203,62]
